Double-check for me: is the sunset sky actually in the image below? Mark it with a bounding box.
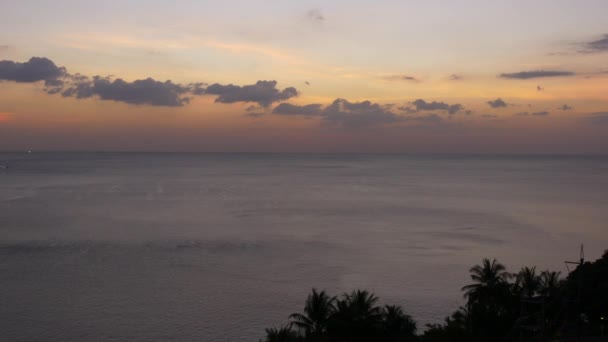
[1,0,607,153]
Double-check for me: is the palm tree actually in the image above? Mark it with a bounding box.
[329,290,383,342]
[461,258,510,306]
[262,326,301,342]
[289,288,335,339]
[338,289,383,321]
[515,266,540,298]
[382,305,417,342]
[538,270,561,298]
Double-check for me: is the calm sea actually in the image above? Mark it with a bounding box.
[1,153,607,341]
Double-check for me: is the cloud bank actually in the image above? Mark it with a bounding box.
[206,81,298,107]
[581,34,608,53]
[0,57,299,107]
[411,99,464,115]
[499,70,575,79]
[487,98,507,108]
[0,57,67,84]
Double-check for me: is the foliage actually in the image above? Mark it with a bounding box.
[262,251,608,342]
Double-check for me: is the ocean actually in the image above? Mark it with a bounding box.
[1,152,607,341]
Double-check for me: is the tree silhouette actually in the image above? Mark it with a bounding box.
[328,290,383,342]
[289,289,336,341]
[261,251,608,341]
[262,326,301,342]
[538,270,561,299]
[461,258,514,341]
[462,258,510,306]
[515,266,540,299]
[381,305,417,342]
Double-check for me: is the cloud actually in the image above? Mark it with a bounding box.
[580,34,608,53]
[321,99,403,128]
[273,103,322,116]
[586,112,608,125]
[559,104,573,111]
[0,57,303,108]
[397,106,416,113]
[411,99,464,115]
[273,99,406,128]
[449,74,464,81]
[272,99,457,128]
[383,75,420,82]
[206,80,298,107]
[0,57,67,83]
[499,70,575,79]
[487,98,507,108]
[307,9,325,22]
[61,76,192,107]
[482,114,498,119]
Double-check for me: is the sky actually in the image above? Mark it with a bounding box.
[1,0,607,153]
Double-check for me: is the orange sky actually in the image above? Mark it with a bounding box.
[1,1,607,153]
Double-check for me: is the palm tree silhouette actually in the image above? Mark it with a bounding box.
[539,270,561,298]
[262,326,301,342]
[461,258,510,306]
[382,305,417,342]
[289,288,336,339]
[515,266,540,298]
[329,290,383,341]
[337,289,383,321]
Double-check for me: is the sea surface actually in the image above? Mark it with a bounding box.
[1,152,607,342]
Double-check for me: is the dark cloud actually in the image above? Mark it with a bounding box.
[499,70,575,79]
[307,9,325,22]
[383,75,420,82]
[0,57,67,83]
[0,57,303,108]
[245,105,261,112]
[206,80,298,107]
[245,112,265,118]
[411,99,464,115]
[321,99,403,128]
[581,34,608,53]
[559,104,573,111]
[188,82,207,95]
[397,106,416,113]
[270,99,404,127]
[586,112,608,124]
[273,103,322,116]
[487,98,507,108]
[61,76,192,107]
[449,74,464,81]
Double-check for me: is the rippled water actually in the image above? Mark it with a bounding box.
[1,153,607,341]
